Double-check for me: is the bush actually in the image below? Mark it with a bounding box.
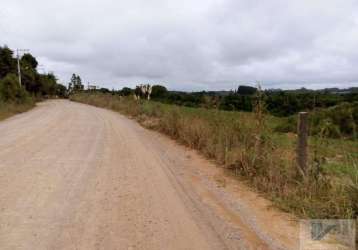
[274,102,358,139]
[151,85,168,99]
[56,84,68,98]
[0,73,29,103]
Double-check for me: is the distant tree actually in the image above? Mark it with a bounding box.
[99,88,110,93]
[0,46,16,79]
[237,85,257,95]
[69,73,75,91]
[134,86,142,98]
[120,87,133,96]
[0,73,28,102]
[0,45,62,100]
[219,94,253,111]
[151,85,168,99]
[39,73,57,96]
[56,84,67,98]
[135,84,152,100]
[69,73,84,92]
[21,53,38,69]
[21,65,39,94]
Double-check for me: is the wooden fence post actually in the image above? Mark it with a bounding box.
[297,112,308,176]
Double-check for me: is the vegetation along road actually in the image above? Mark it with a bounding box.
[0,100,303,250]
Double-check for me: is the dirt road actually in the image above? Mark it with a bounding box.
[0,100,298,250]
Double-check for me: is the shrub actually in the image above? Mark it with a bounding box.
[0,73,29,103]
[275,102,358,139]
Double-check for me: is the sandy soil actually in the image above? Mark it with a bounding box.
[0,100,300,250]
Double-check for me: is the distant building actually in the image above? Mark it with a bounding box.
[87,84,97,90]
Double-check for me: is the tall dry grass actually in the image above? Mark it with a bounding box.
[71,93,357,219]
[0,100,35,121]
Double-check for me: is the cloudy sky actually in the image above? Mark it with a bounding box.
[1,0,358,91]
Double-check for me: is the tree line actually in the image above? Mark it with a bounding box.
[0,45,66,104]
[94,84,357,117]
[85,84,357,138]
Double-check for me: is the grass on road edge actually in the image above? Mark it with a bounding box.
[0,100,35,121]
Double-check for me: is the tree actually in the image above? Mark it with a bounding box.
[219,93,253,111]
[0,46,16,79]
[22,68,41,94]
[120,87,133,96]
[0,73,28,103]
[134,86,142,98]
[21,53,38,69]
[99,88,110,93]
[237,85,257,95]
[69,73,84,92]
[39,73,57,96]
[151,85,168,99]
[0,45,62,100]
[56,84,67,98]
[15,53,41,94]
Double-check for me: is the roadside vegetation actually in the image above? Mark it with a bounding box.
[71,92,357,219]
[111,84,358,139]
[275,102,358,139]
[0,45,66,121]
[0,100,35,121]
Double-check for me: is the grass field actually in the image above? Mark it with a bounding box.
[71,93,358,219]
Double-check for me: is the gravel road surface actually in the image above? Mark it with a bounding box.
[0,100,298,250]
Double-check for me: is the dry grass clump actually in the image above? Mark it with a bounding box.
[0,101,35,121]
[71,93,357,219]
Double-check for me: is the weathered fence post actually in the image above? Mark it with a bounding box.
[297,112,308,176]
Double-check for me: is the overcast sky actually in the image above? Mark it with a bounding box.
[1,0,358,91]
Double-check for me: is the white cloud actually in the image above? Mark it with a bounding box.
[1,0,358,90]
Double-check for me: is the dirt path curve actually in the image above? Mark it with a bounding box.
[0,100,299,250]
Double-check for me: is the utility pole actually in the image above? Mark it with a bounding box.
[16,49,29,87]
[297,112,309,176]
